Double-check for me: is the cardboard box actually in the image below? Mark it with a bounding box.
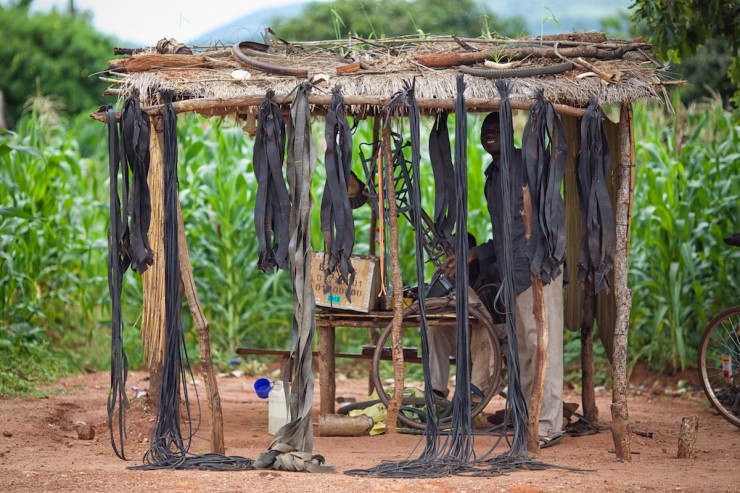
[311,252,381,312]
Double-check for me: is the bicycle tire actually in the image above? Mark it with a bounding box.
[698,305,740,428]
[371,298,503,430]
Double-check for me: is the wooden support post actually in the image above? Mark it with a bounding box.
[383,122,406,434]
[522,186,547,454]
[176,201,225,455]
[141,116,165,403]
[580,290,599,422]
[318,325,336,414]
[367,115,381,397]
[528,276,547,454]
[610,104,634,460]
[677,416,698,459]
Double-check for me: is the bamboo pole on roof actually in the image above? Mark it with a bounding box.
[610,104,635,460]
[90,95,587,123]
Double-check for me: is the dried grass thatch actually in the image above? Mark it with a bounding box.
[97,34,676,119]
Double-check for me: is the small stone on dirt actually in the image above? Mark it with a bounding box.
[2,431,12,437]
[76,424,95,440]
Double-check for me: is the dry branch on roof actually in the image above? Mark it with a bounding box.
[96,34,673,119]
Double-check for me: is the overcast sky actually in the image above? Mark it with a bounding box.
[32,0,305,45]
[31,0,629,46]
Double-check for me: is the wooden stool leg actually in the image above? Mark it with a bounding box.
[318,326,336,414]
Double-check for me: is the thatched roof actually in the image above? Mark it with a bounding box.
[97,34,674,119]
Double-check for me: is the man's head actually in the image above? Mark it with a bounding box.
[480,112,501,156]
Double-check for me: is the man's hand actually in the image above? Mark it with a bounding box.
[440,249,477,278]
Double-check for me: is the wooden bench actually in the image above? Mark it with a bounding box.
[238,307,477,414]
[235,345,423,400]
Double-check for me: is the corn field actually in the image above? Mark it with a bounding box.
[0,100,737,394]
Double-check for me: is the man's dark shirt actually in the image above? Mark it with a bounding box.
[480,154,533,295]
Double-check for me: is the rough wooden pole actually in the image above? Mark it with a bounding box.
[610,104,634,460]
[176,201,225,455]
[580,289,599,422]
[367,115,381,396]
[318,326,336,414]
[522,186,547,454]
[0,90,8,130]
[141,116,166,403]
[90,95,587,123]
[383,122,406,434]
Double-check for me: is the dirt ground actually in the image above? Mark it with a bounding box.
[1,368,738,493]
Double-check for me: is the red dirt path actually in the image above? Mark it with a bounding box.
[0,370,737,492]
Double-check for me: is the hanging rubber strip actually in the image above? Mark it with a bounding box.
[138,90,195,467]
[521,90,568,284]
[253,91,291,273]
[492,80,530,458]
[576,97,616,295]
[428,112,456,251]
[106,105,130,461]
[120,89,154,274]
[380,80,441,458]
[320,87,356,297]
[442,74,475,461]
[255,83,334,473]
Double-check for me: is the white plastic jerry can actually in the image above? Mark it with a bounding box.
[268,380,290,434]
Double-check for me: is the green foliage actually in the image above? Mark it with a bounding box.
[630,0,740,106]
[671,39,736,107]
[0,5,115,126]
[629,99,740,373]
[599,10,735,106]
[0,350,73,397]
[2,90,737,396]
[271,0,527,41]
[0,107,115,395]
[176,116,294,360]
[562,333,611,390]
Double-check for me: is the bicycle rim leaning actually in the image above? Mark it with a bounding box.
[698,306,740,428]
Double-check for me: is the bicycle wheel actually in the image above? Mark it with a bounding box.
[698,306,740,428]
[372,298,503,430]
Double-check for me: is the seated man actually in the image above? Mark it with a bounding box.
[427,244,502,400]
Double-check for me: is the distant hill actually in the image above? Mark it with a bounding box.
[194,3,306,45]
[194,0,632,45]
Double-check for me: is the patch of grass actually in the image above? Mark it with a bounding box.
[0,349,73,397]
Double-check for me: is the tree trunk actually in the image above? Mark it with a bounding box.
[676,416,698,459]
[610,104,634,460]
[383,123,405,434]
